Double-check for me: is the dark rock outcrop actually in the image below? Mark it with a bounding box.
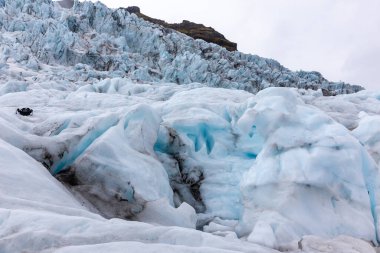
[126,6,140,14]
[125,6,237,52]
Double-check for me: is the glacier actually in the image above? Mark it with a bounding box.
[0,0,363,94]
[0,0,379,252]
[1,79,380,252]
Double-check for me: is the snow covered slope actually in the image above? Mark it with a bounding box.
[0,0,379,252]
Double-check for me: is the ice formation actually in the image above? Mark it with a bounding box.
[0,0,362,94]
[0,0,379,252]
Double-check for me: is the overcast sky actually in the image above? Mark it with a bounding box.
[87,0,379,90]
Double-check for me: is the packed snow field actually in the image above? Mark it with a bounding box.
[0,0,380,252]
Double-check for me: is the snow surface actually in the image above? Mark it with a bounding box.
[0,0,379,252]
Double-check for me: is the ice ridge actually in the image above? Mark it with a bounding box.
[0,0,364,95]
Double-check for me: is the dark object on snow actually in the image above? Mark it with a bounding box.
[16,108,33,116]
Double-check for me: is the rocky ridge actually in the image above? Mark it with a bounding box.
[125,6,237,52]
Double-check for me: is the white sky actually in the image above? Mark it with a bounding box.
[86,0,380,90]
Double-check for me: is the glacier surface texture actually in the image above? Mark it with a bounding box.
[0,0,379,252]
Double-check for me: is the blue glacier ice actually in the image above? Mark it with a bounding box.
[1,76,380,250]
[0,0,363,95]
[0,0,379,252]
